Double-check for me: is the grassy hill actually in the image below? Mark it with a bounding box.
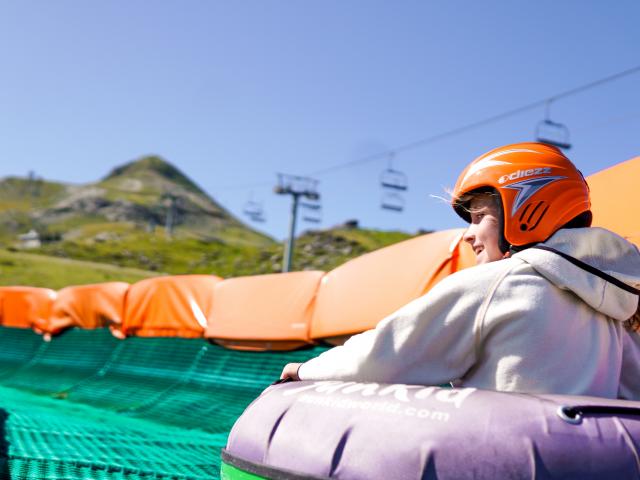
[0,156,420,286]
[0,156,272,247]
[0,226,416,288]
[0,249,156,289]
[35,225,416,278]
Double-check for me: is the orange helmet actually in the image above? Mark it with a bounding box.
[452,142,591,248]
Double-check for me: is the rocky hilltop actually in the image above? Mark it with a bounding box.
[0,156,271,247]
[0,156,417,278]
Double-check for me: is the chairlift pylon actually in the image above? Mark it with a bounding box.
[535,101,572,150]
[381,192,405,212]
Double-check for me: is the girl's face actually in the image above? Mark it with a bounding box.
[462,194,504,265]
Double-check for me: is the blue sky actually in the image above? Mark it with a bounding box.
[1,1,639,240]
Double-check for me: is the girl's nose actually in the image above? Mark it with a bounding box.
[463,226,475,245]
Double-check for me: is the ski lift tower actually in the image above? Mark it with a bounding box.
[274,174,320,272]
[161,191,179,238]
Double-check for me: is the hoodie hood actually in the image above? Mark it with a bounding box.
[514,227,640,321]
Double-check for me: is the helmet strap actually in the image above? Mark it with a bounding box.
[498,235,511,255]
[508,242,539,256]
[497,200,511,254]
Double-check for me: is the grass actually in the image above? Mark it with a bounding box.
[0,226,422,290]
[32,226,418,281]
[38,230,264,277]
[102,155,208,196]
[0,177,68,211]
[330,228,417,250]
[0,249,157,289]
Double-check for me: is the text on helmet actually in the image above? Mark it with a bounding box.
[498,167,552,184]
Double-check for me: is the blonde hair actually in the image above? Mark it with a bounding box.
[456,190,501,216]
[624,302,640,332]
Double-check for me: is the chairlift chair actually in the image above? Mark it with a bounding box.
[380,168,408,191]
[535,119,572,150]
[536,100,572,150]
[302,215,322,224]
[381,192,405,212]
[380,153,408,191]
[243,200,266,223]
[301,200,322,224]
[249,212,266,223]
[300,202,321,211]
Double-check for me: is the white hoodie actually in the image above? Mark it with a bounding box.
[298,227,640,400]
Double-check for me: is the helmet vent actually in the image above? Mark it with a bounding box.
[519,201,549,232]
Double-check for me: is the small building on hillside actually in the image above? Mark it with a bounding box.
[18,229,41,249]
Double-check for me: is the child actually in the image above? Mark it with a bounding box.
[281,143,640,400]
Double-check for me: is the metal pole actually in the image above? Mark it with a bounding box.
[165,196,176,238]
[282,193,299,272]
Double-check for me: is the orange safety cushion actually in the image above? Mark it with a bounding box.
[43,282,130,336]
[120,274,222,338]
[310,229,473,340]
[206,271,324,351]
[0,286,57,329]
[588,156,640,247]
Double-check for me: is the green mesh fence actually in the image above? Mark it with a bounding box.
[0,327,332,479]
[0,386,224,479]
[128,343,329,432]
[0,328,44,379]
[2,329,118,396]
[65,337,206,411]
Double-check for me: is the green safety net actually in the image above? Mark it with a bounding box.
[65,336,208,411]
[0,386,222,479]
[0,328,45,379]
[2,329,118,395]
[0,326,330,479]
[127,343,329,433]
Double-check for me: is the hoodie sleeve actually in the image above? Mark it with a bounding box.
[298,264,499,385]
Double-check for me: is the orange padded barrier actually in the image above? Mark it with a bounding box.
[588,156,640,247]
[206,271,325,351]
[0,286,57,329]
[38,282,130,336]
[309,229,475,341]
[119,275,222,338]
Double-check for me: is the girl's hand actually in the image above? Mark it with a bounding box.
[280,363,303,381]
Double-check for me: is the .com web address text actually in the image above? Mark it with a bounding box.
[298,393,451,422]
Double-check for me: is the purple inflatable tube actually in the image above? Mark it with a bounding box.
[223,381,640,479]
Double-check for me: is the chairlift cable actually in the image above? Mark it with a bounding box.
[203,64,640,191]
[544,100,551,121]
[305,64,640,177]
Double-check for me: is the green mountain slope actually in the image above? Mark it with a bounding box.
[34,225,415,278]
[0,249,156,289]
[0,156,272,246]
[0,156,421,284]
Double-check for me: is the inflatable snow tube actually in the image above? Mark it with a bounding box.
[221,380,640,480]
